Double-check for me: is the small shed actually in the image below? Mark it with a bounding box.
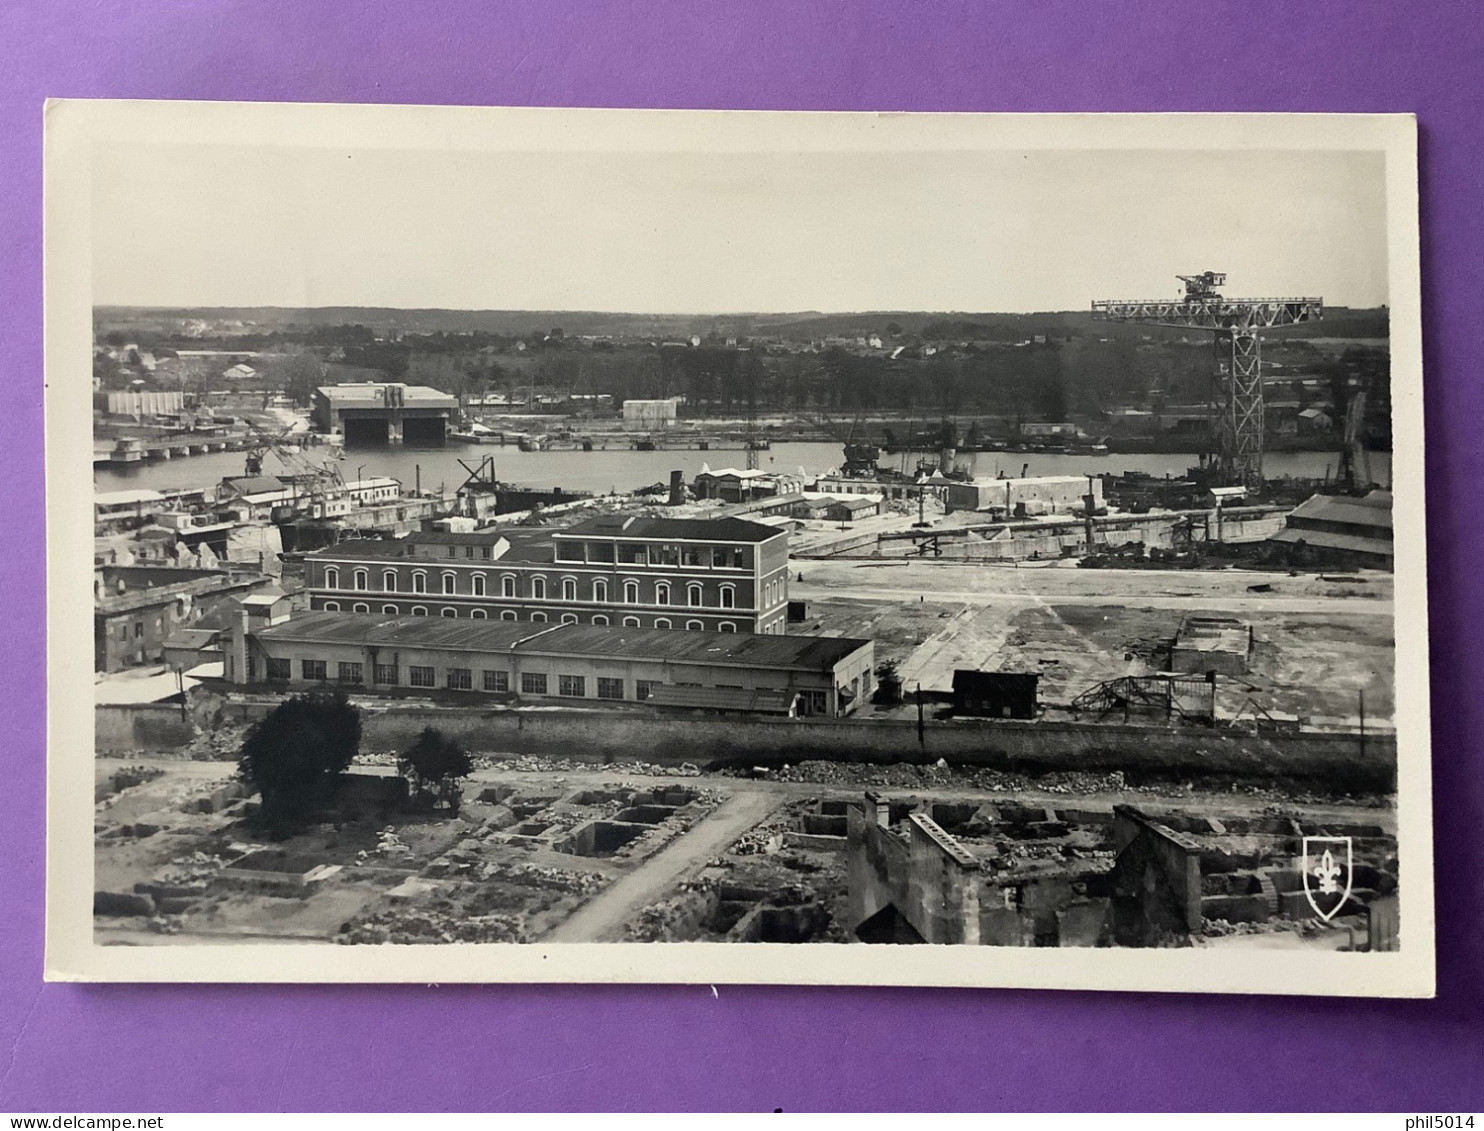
[951,670,1040,719]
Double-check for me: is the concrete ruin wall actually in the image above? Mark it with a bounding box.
[104,698,1395,789]
[846,800,910,934]
[905,814,981,944]
[847,800,982,945]
[1110,804,1203,936]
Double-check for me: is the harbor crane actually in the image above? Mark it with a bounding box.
[1092,272,1323,488]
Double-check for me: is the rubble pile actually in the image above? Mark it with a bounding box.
[489,755,704,777]
[95,765,167,809]
[736,760,1144,796]
[474,860,608,895]
[1202,917,1310,938]
[352,750,402,767]
[156,851,228,886]
[354,827,413,866]
[337,908,526,945]
[180,724,251,762]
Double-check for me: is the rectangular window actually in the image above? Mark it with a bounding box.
[408,665,435,688]
[617,544,646,564]
[558,674,586,697]
[555,541,585,562]
[446,667,472,691]
[301,659,327,681]
[337,661,364,685]
[635,680,658,701]
[682,545,704,566]
[265,658,291,682]
[597,677,624,700]
[675,681,702,688]
[373,663,398,685]
[588,541,614,563]
[731,547,746,568]
[134,622,144,638]
[483,670,509,692]
[481,546,492,559]
[521,672,548,695]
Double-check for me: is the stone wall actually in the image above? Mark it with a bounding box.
[100,696,1395,790]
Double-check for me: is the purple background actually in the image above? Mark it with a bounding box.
[3,0,1481,1112]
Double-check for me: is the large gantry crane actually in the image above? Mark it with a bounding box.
[1092,272,1323,488]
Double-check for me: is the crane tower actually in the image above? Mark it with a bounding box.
[1092,272,1322,488]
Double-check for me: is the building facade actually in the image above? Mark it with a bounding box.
[945,475,1104,517]
[304,514,793,634]
[227,611,873,717]
[94,565,275,672]
[311,383,458,447]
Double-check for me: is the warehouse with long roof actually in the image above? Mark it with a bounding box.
[224,609,874,717]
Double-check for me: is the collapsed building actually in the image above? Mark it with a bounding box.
[845,793,1398,948]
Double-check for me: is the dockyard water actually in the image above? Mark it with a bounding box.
[94,442,1391,498]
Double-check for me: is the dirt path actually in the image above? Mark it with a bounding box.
[541,790,786,943]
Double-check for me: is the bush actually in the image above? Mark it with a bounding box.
[398,727,474,814]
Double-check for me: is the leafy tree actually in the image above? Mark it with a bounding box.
[238,689,362,825]
[397,727,474,814]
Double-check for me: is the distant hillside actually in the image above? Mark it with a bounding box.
[94,305,1388,342]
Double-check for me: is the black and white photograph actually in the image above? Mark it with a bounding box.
[45,103,1432,992]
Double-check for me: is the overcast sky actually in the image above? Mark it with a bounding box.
[91,144,1389,313]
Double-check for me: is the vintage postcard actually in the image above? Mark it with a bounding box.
[45,102,1432,993]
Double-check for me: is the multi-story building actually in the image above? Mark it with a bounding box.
[304,514,793,634]
[93,565,276,672]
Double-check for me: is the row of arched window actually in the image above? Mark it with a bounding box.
[318,599,737,632]
[321,566,738,607]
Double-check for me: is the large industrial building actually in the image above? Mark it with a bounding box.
[621,398,681,431]
[944,475,1103,517]
[305,514,794,634]
[225,610,873,717]
[1268,489,1394,569]
[311,383,458,447]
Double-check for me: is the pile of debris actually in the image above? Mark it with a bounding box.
[95,764,166,808]
[730,821,790,857]
[337,908,526,945]
[353,826,413,866]
[486,755,703,777]
[474,859,607,895]
[1202,916,1311,939]
[155,851,228,887]
[179,723,251,762]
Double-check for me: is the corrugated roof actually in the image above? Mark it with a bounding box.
[221,475,288,496]
[254,611,869,671]
[558,515,784,542]
[1285,491,1393,531]
[96,489,165,508]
